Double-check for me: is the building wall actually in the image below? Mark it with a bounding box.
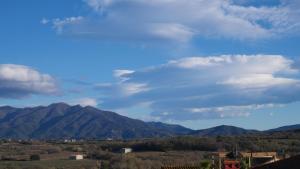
[122,148,132,154]
[69,155,83,160]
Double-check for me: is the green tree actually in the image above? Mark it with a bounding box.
[200,160,211,169]
[240,159,249,169]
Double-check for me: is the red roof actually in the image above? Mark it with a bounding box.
[224,160,240,169]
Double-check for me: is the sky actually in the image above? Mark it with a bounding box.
[1,0,300,130]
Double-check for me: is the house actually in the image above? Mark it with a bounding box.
[69,154,84,160]
[211,151,278,169]
[121,148,132,154]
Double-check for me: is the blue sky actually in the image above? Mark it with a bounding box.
[1,0,300,130]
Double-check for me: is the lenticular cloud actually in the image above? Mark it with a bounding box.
[96,55,300,120]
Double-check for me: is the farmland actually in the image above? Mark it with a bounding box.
[0,130,300,169]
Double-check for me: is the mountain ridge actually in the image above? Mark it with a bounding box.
[0,103,192,139]
[190,125,260,136]
[266,124,300,132]
[0,103,299,139]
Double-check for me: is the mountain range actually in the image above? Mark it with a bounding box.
[0,103,299,139]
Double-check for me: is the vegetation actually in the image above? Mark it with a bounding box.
[0,130,299,169]
[30,155,40,161]
[0,160,98,169]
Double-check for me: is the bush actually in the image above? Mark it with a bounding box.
[200,160,211,169]
[87,151,114,160]
[1,155,18,161]
[46,147,61,154]
[30,154,40,161]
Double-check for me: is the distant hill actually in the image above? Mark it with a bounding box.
[191,124,300,137]
[0,103,192,139]
[266,124,300,132]
[190,125,259,136]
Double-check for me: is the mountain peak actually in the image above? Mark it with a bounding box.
[48,102,70,108]
[214,125,242,129]
[0,103,191,139]
[0,105,16,109]
[190,125,258,137]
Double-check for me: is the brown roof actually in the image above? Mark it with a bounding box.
[244,152,277,158]
[213,152,277,158]
[252,154,300,169]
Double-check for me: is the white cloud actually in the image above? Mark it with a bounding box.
[113,69,135,81]
[95,55,300,120]
[73,98,98,107]
[149,23,195,42]
[84,0,114,12]
[52,16,84,34]
[220,74,298,88]
[95,82,149,97]
[45,0,300,42]
[0,64,59,98]
[40,18,49,24]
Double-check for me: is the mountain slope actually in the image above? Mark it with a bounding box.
[190,125,259,136]
[0,103,298,139]
[0,103,192,139]
[267,124,300,132]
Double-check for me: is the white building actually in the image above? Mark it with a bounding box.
[121,148,132,154]
[69,154,84,160]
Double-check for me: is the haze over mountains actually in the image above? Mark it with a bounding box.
[0,103,299,139]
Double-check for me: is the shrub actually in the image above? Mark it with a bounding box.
[200,160,211,169]
[30,154,40,161]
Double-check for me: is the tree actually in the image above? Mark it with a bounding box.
[200,160,211,169]
[240,158,249,169]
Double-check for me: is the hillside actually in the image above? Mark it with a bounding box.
[267,124,300,132]
[0,103,192,139]
[190,125,259,136]
[0,103,299,139]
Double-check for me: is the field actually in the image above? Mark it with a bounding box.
[0,160,97,169]
[0,130,300,169]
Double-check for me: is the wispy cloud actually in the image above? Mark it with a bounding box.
[44,0,300,43]
[95,55,300,120]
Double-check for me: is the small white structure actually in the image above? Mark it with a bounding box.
[106,138,113,141]
[69,154,84,160]
[121,148,132,154]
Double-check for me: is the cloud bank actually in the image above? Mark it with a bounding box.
[95,55,300,120]
[45,0,300,43]
[0,64,58,99]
